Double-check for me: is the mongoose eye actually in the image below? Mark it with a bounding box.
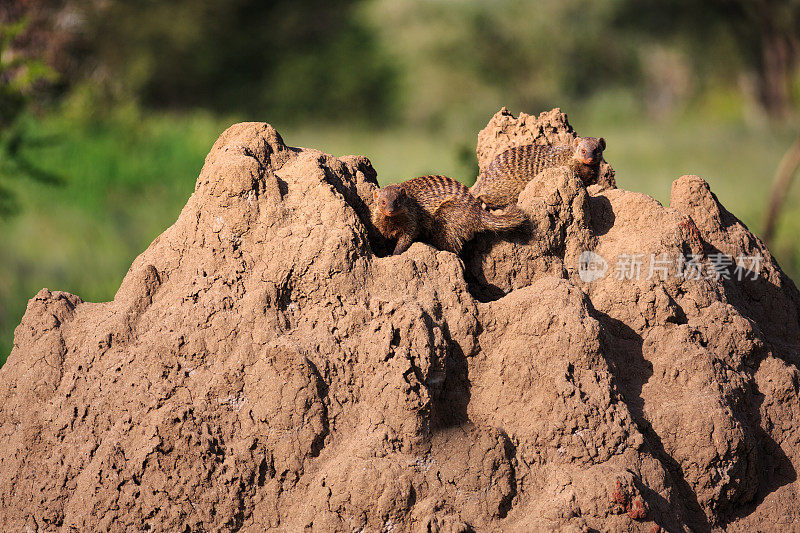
[381,199,387,205]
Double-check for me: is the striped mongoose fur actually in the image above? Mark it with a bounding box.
[471,137,606,208]
[372,175,527,255]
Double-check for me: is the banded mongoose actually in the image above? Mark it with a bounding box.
[372,175,527,255]
[471,136,606,208]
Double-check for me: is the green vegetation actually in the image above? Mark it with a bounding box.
[0,17,58,215]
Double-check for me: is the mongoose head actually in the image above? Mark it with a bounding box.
[572,137,606,166]
[373,185,407,217]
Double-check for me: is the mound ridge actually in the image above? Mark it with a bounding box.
[1,109,799,532]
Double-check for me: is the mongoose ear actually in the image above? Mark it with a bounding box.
[598,137,606,150]
[373,189,379,201]
[398,188,407,197]
[573,137,582,149]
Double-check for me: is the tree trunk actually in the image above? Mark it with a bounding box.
[763,132,800,243]
[746,0,800,119]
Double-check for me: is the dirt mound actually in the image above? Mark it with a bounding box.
[2,109,800,532]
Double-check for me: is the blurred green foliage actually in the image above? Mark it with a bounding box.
[363,0,640,130]
[63,0,398,124]
[4,0,798,128]
[362,0,799,130]
[0,17,58,215]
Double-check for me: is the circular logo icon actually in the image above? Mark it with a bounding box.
[578,251,608,282]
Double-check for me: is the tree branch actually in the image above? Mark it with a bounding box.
[763,132,800,243]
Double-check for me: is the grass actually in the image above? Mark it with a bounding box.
[1,109,797,365]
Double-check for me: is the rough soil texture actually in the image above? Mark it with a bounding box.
[2,108,800,532]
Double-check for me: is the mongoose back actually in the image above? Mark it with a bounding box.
[471,136,606,208]
[372,175,527,255]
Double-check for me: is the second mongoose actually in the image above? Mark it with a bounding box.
[471,136,606,208]
[372,175,527,255]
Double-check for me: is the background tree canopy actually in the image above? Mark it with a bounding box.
[81,0,398,122]
[2,0,400,123]
[2,0,798,127]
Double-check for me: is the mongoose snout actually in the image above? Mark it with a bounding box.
[374,186,406,217]
[574,137,606,165]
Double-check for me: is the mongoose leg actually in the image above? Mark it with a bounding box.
[393,234,414,255]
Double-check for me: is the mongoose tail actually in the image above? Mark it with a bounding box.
[480,204,527,232]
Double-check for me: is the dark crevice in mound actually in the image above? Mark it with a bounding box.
[463,266,508,303]
[461,219,538,303]
[432,349,470,429]
[587,194,615,236]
